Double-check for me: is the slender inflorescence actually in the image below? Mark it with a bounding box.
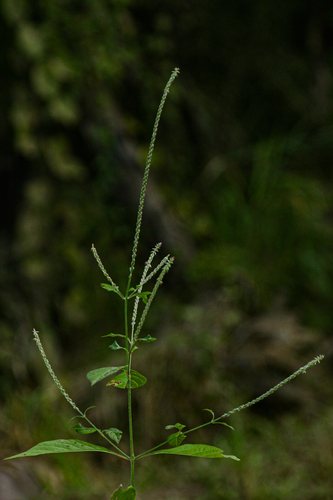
[33,329,82,414]
[217,354,324,421]
[134,257,174,342]
[142,254,171,286]
[131,243,162,335]
[91,244,119,289]
[129,68,179,282]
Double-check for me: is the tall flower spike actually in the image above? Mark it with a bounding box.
[128,68,179,282]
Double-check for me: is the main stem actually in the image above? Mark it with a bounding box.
[125,288,135,486]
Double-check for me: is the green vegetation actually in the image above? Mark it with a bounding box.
[1,1,333,499]
[5,71,324,499]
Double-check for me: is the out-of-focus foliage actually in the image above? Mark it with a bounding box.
[1,0,333,499]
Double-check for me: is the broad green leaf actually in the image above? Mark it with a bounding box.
[109,341,126,351]
[106,370,147,389]
[110,485,136,500]
[6,439,121,459]
[167,432,186,447]
[138,335,156,343]
[72,423,96,434]
[104,428,122,444]
[148,444,240,460]
[87,366,126,386]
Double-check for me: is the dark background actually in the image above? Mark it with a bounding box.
[1,1,333,499]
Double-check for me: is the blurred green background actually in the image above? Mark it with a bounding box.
[1,0,333,498]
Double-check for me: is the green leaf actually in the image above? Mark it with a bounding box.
[100,283,124,299]
[135,291,151,303]
[106,370,147,389]
[100,283,118,292]
[6,439,121,459]
[167,432,186,447]
[203,408,215,420]
[87,366,126,386]
[110,485,136,500]
[215,422,235,430]
[72,423,96,434]
[109,341,126,351]
[102,332,126,339]
[148,444,240,460]
[165,423,186,431]
[138,335,156,343]
[104,428,122,444]
[203,409,234,430]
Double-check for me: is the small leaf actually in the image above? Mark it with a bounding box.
[109,341,126,351]
[138,335,156,343]
[103,332,126,339]
[83,406,96,418]
[135,291,151,303]
[101,283,118,292]
[104,428,122,444]
[223,454,240,460]
[165,423,185,431]
[6,439,121,459]
[167,432,186,447]
[215,422,234,431]
[100,284,124,299]
[148,444,240,460]
[110,485,136,500]
[203,408,215,420]
[87,367,126,386]
[72,423,96,435]
[106,370,147,389]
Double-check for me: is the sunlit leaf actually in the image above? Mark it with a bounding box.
[87,366,125,386]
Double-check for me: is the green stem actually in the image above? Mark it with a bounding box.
[124,287,135,485]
